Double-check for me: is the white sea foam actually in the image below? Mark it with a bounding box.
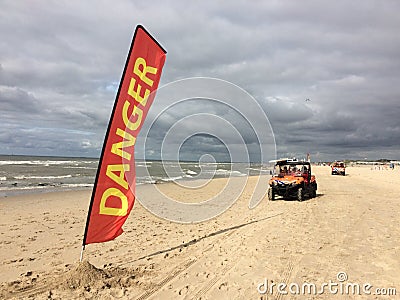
[136,164,151,167]
[213,169,247,177]
[61,183,93,188]
[0,176,6,181]
[161,176,183,182]
[0,160,95,166]
[137,161,152,165]
[14,175,73,180]
[63,166,98,170]
[0,185,48,191]
[137,176,158,184]
[246,167,271,172]
[0,183,93,195]
[141,179,157,184]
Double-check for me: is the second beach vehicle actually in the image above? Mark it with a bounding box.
[268,159,317,201]
[331,161,346,176]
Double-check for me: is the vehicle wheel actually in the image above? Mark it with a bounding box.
[268,187,275,201]
[297,187,304,202]
[310,187,317,198]
[342,172,346,176]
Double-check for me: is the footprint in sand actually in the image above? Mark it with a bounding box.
[196,271,210,279]
[6,258,23,264]
[218,282,228,291]
[177,285,190,296]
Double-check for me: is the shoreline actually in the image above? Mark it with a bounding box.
[0,173,266,199]
[0,186,93,199]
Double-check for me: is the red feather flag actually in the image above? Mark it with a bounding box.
[83,25,166,245]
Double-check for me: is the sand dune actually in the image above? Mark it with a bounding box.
[0,166,399,299]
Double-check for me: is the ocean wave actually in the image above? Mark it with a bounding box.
[186,170,197,175]
[61,183,94,188]
[14,175,73,180]
[0,176,6,181]
[137,179,157,185]
[213,169,247,177]
[0,183,93,195]
[137,176,158,185]
[161,176,183,182]
[136,161,152,166]
[137,161,153,164]
[63,166,98,170]
[246,167,271,172]
[0,185,48,191]
[0,160,95,166]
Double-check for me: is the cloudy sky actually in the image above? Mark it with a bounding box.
[1,1,399,161]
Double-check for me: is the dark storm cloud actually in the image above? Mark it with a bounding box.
[0,86,41,114]
[137,98,263,162]
[0,1,399,160]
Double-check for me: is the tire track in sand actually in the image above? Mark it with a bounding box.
[140,212,283,300]
[135,225,239,300]
[136,258,197,300]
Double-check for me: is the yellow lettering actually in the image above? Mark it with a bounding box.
[127,57,158,106]
[133,57,157,87]
[122,100,143,131]
[99,187,128,216]
[111,128,136,160]
[106,164,130,190]
[127,78,150,106]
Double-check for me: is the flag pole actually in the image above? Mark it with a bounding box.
[79,26,142,260]
[80,245,85,262]
[79,25,167,260]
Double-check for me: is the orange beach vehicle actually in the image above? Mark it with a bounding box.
[268,159,317,201]
[331,161,346,176]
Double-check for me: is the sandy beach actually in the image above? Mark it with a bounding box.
[0,165,399,299]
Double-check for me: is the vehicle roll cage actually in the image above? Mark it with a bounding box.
[274,160,312,177]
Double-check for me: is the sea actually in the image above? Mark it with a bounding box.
[0,155,271,197]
